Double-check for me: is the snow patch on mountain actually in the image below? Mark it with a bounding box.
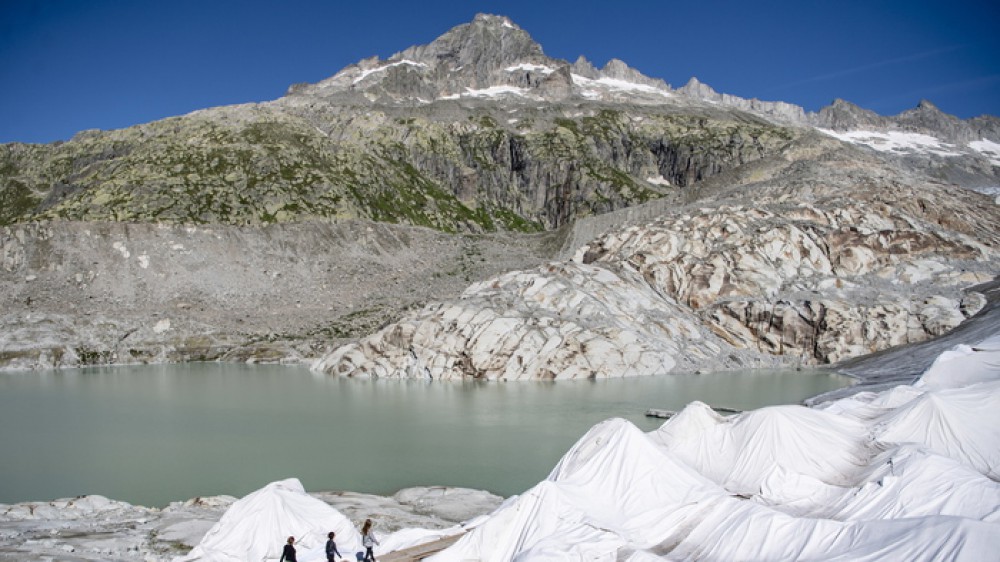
[440,85,540,100]
[505,63,555,74]
[817,129,964,157]
[970,139,1000,166]
[645,175,671,187]
[972,186,1000,200]
[572,74,672,98]
[352,59,428,84]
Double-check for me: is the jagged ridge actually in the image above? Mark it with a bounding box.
[3,13,997,231]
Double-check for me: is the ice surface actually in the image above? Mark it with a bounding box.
[969,139,1000,166]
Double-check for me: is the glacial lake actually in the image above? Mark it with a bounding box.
[0,363,852,507]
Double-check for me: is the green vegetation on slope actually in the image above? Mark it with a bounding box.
[0,103,796,232]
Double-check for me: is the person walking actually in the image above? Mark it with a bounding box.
[280,536,297,562]
[326,531,342,561]
[361,519,379,562]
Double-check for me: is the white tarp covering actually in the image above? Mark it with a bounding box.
[429,336,1000,561]
[915,332,1000,390]
[178,478,362,562]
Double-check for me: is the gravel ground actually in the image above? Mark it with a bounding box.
[0,220,567,370]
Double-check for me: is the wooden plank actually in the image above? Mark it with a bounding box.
[379,532,466,562]
[712,406,741,414]
[645,408,676,418]
[645,406,742,419]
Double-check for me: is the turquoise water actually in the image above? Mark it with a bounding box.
[0,363,851,507]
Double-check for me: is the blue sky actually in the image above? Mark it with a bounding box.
[1,0,998,144]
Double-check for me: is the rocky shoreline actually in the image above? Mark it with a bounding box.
[0,486,502,562]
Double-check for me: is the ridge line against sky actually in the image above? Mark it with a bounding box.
[1,0,998,144]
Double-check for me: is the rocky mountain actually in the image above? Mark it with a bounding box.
[2,14,996,231]
[1,14,998,379]
[0,15,798,233]
[677,81,1000,192]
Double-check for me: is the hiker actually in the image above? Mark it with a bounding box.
[280,536,297,562]
[361,519,379,561]
[326,531,342,561]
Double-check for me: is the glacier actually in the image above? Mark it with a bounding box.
[176,333,1000,561]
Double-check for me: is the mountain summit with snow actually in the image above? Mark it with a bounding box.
[2,13,998,231]
[292,13,671,105]
[290,14,999,145]
[281,13,1000,190]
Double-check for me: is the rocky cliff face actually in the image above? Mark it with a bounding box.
[0,103,795,231]
[312,138,999,380]
[580,190,994,365]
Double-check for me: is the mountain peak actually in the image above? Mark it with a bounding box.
[571,56,599,79]
[401,14,543,65]
[298,14,583,104]
[815,98,886,130]
[472,13,519,29]
[678,76,720,100]
[598,59,669,90]
[601,59,632,76]
[895,98,969,141]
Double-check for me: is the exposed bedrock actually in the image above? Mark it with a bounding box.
[314,180,999,380]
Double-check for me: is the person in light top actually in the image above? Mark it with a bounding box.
[361,519,379,561]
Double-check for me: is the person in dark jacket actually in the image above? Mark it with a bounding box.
[280,536,297,562]
[326,531,342,561]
